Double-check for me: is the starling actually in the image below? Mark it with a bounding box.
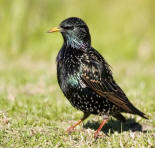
[48,17,148,137]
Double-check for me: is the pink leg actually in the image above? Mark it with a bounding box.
[66,113,90,133]
[94,119,107,138]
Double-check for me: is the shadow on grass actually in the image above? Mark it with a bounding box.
[83,118,147,134]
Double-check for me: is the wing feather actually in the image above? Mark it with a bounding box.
[81,50,132,113]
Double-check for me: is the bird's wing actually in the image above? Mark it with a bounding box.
[81,52,132,113]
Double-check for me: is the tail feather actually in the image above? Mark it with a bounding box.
[128,103,148,119]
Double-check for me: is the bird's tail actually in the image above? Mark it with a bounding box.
[128,102,148,119]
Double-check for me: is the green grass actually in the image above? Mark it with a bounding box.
[0,55,154,147]
[0,0,155,147]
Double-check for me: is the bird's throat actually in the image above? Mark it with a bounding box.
[62,34,90,50]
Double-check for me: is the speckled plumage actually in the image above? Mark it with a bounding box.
[57,47,120,117]
[49,17,148,137]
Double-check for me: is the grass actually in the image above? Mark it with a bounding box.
[0,54,154,147]
[0,0,155,147]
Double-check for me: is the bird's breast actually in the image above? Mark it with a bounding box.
[57,54,82,94]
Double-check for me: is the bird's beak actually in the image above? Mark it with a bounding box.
[48,26,62,33]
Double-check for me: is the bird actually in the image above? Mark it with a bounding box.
[48,17,148,138]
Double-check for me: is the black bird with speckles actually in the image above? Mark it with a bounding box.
[48,17,148,137]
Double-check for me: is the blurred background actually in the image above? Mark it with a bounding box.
[0,0,154,61]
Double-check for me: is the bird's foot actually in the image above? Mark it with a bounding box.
[65,126,75,134]
[94,130,100,138]
[65,120,82,134]
[94,119,107,138]
[65,113,90,134]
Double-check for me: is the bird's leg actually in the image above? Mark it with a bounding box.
[94,119,107,138]
[66,113,90,133]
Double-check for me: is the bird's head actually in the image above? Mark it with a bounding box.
[48,17,91,49]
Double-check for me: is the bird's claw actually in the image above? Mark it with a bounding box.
[65,127,75,134]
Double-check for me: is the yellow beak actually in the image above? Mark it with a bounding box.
[48,26,61,33]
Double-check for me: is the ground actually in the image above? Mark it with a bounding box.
[0,54,154,147]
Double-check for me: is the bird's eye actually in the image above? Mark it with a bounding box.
[62,26,74,30]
